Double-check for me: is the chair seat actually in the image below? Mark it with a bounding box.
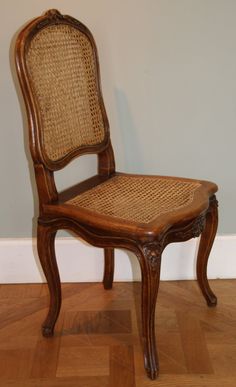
[45,173,217,237]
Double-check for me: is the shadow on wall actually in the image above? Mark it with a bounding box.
[115,88,145,173]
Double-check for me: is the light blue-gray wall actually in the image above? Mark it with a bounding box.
[1,0,235,237]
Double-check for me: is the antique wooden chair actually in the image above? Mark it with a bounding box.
[15,9,218,379]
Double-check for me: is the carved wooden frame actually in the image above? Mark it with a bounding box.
[15,9,218,380]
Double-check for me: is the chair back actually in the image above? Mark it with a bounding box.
[15,9,111,171]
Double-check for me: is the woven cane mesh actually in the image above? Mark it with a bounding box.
[67,175,201,224]
[26,24,105,161]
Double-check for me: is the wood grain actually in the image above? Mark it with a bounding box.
[0,280,235,386]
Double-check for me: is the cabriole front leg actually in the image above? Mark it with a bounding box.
[37,223,61,336]
[138,242,162,380]
[197,195,218,306]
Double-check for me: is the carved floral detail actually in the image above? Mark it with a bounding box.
[37,9,63,29]
[143,242,163,271]
[175,215,206,240]
[193,216,206,237]
[209,195,218,209]
[45,9,61,18]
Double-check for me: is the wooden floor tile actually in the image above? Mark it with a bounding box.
[158,332,187,374]
[176,311,213,373]
[56,346,109,377]
[30,336,61,378]
[63,309,132,335]
[208,343,236,376]
[0,349,34,379]
[110,345,135,387]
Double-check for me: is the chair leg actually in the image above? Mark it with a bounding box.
[37,223,61,337]
[103,248,114,289]
[139,243,162,380]
[197,195,218,307]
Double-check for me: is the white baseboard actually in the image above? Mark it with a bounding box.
[0,235,235,283]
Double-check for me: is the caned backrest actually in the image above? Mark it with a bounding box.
[15,9,110,170]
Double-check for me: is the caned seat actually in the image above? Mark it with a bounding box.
[67,175,201,224]
[44,174,217,238]
[15,9,218,380]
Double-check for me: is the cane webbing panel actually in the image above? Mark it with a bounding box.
[67,175,201,224]
[26,24,105,161]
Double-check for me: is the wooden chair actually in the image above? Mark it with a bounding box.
[15,9,218,379]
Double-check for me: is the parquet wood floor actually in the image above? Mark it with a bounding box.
[0,280,235,386]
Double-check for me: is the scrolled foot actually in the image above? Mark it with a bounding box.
[144,354,159,380]
[207,294,217,307]
[42,325,54,337]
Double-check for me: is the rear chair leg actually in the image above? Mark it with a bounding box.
[197,195,218,306]
[37,223,61,336]
[103,248,114,289]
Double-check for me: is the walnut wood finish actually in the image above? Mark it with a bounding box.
[14,9,219,379]
[197,195,218,306]
[37,224,61,337]
[138,244,162,379]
